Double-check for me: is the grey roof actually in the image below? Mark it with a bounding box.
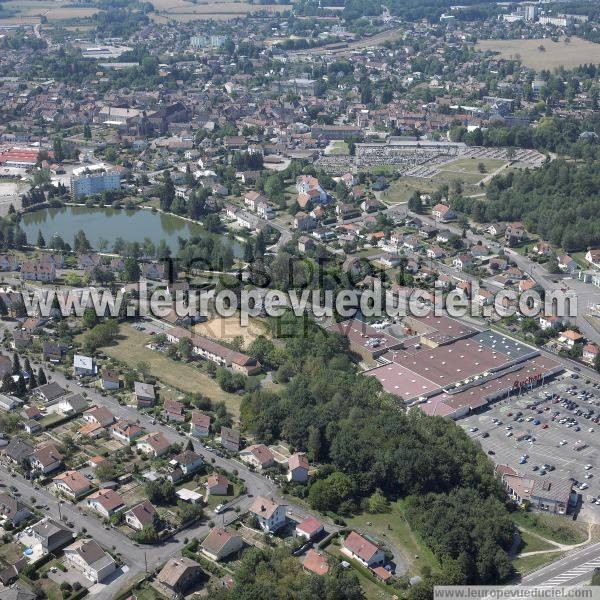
[471,331,538,362]
[1,584,37,600]
[62,394,88,413]
[2,437,33,463]
[35,382,67,401]
[134,381,155,399]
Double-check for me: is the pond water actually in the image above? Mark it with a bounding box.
[21,205,241,256]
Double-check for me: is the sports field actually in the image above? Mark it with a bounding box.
[477,37,600,70]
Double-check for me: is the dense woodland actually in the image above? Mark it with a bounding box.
[241,314,515,592]
[451,156,600,251]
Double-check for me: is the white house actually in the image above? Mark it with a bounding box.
[86,489,126,519]
[239,444,275,470]
[190,412,210,438]
[341,531,385,568]
[201,527,243,561]
[287,453,309,483]
[64,539,117,583]
[249,496,286,533]
[73,355,97,377]
[125,500,157,531]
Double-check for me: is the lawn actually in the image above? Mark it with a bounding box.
[101,326,242,417]
[517,529,555,553]
[512,551,565,576]
[477,37,600,71]
[511,511,587,545]
[345,500,439,578]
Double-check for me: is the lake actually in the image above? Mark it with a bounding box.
[21,205,241,256]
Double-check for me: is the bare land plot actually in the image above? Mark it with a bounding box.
[149,0,291,22]
[477,37,600,71]
[192,314,268,347]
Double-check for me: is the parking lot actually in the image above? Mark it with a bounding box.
[459,375,600,522]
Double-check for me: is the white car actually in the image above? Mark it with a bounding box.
[469,427,478,433]
[589,428,595,433]
[559,440,567,446]
[580,483,589,490]
[585,474,593,479]
[585,464,593,470]
[506,431,513,437]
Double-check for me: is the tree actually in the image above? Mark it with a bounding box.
[308,471,354,513]
[122,257,140,282]
[12,354,20,375]
[2,372,14,393]
[83,123,92,140]
[137,361,150,381]
[83,306,99,329]
[177,338,193,360]
[0,295,7,317]
[37,367,47,385]
[53,137,64,162]
[74,229,91,253]
[36,229,46,248]
[96,461,117,482]
[159,170,175,212]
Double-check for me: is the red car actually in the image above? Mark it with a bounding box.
[507,412,513,417]
[542,424,549,429]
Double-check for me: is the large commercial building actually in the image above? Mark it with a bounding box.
[328,316,563,420]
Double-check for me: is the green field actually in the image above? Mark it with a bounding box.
[511,511,587,545]
[380,157,510,205]
[101,326,242,417]
[512,551,565,576]
[517,530,555,553]
[345,500,439,578]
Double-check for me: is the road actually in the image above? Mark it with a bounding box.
[520,539,600,587]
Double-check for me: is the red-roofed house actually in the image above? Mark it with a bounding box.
[287,453,309,483]
[302,549,330,576]
[341,531,385,568]
[295,516,324,540]
[240,444,275,470]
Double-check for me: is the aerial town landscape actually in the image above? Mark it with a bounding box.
[3,0,600,599]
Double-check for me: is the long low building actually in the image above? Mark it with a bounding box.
[165,326,261,375]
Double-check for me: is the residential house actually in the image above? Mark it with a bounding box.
[64,539,117,583]
[501,471,573,515]
[533,242,552,256]
[30,444,63,475]
[295,516,324,541]
[426,245,445,260]
[0,492,32,526]
[171,450,203,476]
[287,453,309,483]
[42,342,64,363]
[220,427,240,452]
[293,211,316,231]
[341,531,385,568]
[298,236,316,253]
[12,331,32,351]
[30,518,73,553]
[249,496,286,533]
[100,369,120,390]
[141,262,167,281]
[557,254,578,274]
[302,549,330,576]
[540,314,564,331]
[136,432,171,457]
[431,203,456,222]
[52,470,92,500]
[585,249,600,268]
[164,399,185,422]
[157,557,204,595]
[0,393,22,412]
[240,444,275,470]
[83,406,115,428]
[559,330,584,349]
[34,382,67,404]
[79,421,105,439]
[505,222,526,246]
[86,489,126,518]
[453,254,473,270]
[73,355,97,377]
[125,500,157,531]
[134,381,156,408]
[205,473,230,497]
[583,343,600,365]
[201,527,243,561]
[21,259,56,282]
[487,223,507,237]
[57,394,88,415]
[111,421,143,444]
[1,437,33,469]
[190,412,210,438]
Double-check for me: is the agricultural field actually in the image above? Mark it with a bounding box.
[149,0,292,23]
[477,37,600,70]
[0,0,98,24]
